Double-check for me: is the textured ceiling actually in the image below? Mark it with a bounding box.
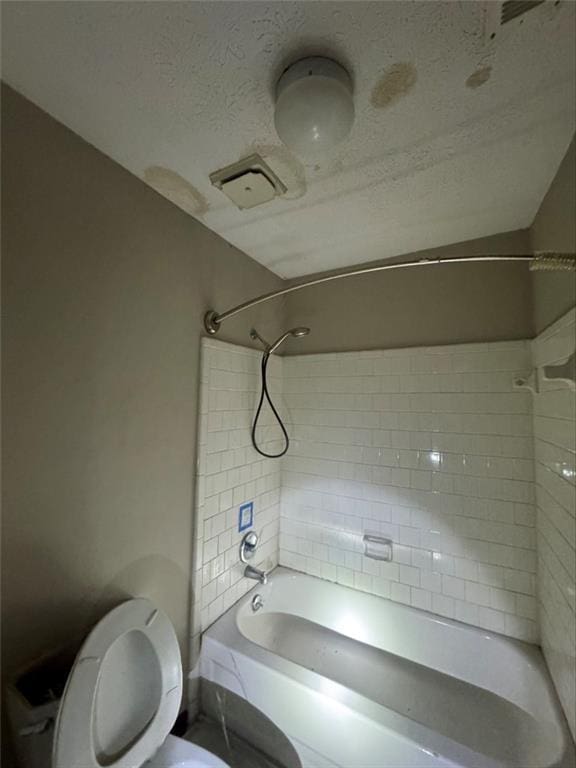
[2,1,575,278]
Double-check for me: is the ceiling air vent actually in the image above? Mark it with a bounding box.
[501,0,545,24]
[210,154,287,210]
[484,0,555,42]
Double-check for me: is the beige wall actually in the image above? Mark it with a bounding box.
[530,137,576,334]
[284,230,533,354]
[1,84,284,717]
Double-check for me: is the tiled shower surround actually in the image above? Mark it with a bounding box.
[281,341,538,643]
[532,309,576,738]
[193,314,575,728]
[190,338,284,712]
[193,340,283,636]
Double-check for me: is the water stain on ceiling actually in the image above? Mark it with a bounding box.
[144,166,209,218]
[466,65,493,89]
[2,1,574,278]
[371,63,418,109]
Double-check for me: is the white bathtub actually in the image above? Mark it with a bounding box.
[199,567,574,768]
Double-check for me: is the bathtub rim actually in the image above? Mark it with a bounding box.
[197,566,574,767]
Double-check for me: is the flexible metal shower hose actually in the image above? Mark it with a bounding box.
[251,351,289,459]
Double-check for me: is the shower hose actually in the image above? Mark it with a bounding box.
[251,351,289,458]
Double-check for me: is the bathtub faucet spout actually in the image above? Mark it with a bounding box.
[244,564,268,584]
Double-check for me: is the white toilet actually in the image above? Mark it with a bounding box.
[52,597,228,768]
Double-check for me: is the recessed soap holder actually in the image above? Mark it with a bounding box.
[363,534,393,562]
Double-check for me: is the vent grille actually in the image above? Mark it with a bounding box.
[501,0,545,24]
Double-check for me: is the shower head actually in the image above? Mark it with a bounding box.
[290,327,310,338]
[250,326,310,354]
[268,326,310,354]
[266,326,310,354]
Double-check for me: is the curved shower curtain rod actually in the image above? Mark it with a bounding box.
[204,251,576,335]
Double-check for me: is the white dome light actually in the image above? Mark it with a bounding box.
[274,57,354,160]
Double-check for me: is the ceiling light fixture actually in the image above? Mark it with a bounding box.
[274,57,354,160]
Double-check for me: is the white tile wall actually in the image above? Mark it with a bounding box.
[280,341,539,643]
[189,339,284,710]
[532,308,576,739]
[192,327,576,728]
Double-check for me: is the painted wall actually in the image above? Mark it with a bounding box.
[1,84,285,739]
[530,138,576,334]
[284,230,533,354]
[532,309,576,739]
[280,341,537,643]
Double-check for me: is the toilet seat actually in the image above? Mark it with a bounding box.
[53,598,182,768]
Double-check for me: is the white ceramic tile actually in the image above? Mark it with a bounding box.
[192,340,282,644]
[192,335,575,718]
[532,309,576,740]
[279,340,538,643]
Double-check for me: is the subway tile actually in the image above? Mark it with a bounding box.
[532,311,576,736]
[411,587,432,612]
[196,337,544,660]
[399,564,420,587]
[454,600,479,626]
[442,575,466,600]
[411,548,433,571]
[465,581,491,607]
[504,568,536,595]
[478,607,506,634]
[203,537,218,564]
[516,593,538,620]
[372,577,392,598]
[432,593,455,619]
[391,582,411,604]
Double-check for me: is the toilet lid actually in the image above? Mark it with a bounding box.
[53,598,182,768]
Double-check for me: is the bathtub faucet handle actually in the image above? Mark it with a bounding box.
[240,530,259,563]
